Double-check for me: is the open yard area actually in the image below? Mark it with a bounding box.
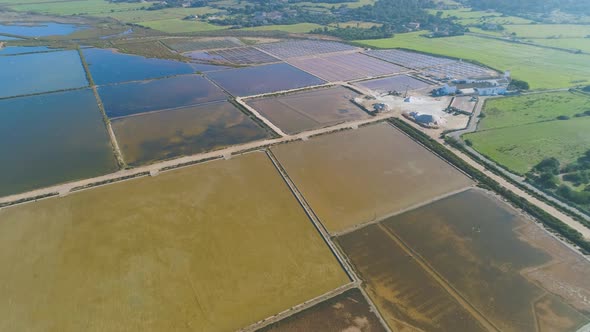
[0,152,349,331]
[358,32,590,89]
[464,91,590,174]
[272,123,473,234]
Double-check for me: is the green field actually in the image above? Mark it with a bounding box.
[138,19,227,33]
[95,7,220,23]
[357,32,590,89]
[479,91,590,130]
[240,23,324,33]
[503,24,590,39]
[428,8,533,25]
[7,0,146,15]
[533,38,590,53]
[464,92,590,174]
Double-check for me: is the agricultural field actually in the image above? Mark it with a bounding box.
[259,288,387,332]
[137,19,226,34]
[95,7,220,24]
[240,23,324,34]
[503,24,590,39]
[4,0,146,16]
[464,91,590,174]
[337,224,488,332]
[272,123,473,234]
[383,189,590,332]
[0,89,117,197]
[427,8,534,25]
[0,152,349,331]
[246,86,369,134]
[358,32,590,89]
[112,101,271,166]
[288,52,405,82]
[465,117,590,175]
[533,38,590,54]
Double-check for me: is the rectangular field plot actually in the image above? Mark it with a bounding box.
[356,74,431,93]
[366,49,455,69]
[256,40,358,59]
[0,50,87,98]
[383,189,590,332]
[206,63,325,96]
[289,53,404,82]
[0,152,349,332]
[259,288,387,332]
[164,37,243,52]
[83,48,196,85]
[423,61,497,80]
[246,86,369,134]
[99,75,227,118]
[0,89,117,197]
[207,47,280,65]
[271,123,473,234]
[337,225,488,332]
[112,101,272,166]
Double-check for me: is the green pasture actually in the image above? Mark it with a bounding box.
[240,23,324,33]
[7,0,146,15]
[465,117,590,174]
[357,32,590,89]
[94,7,220,23]
[479,91,590,130]
[138,18,226,33]
[533,38,590,53]
[504,24,590,39]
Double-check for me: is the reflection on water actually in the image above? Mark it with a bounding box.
[112,101,271,165]
[0,50,87,98]
[98,75,227,118]
[0,22,85,37]
[0,89,117,197]
[83,48,195,85]
[0,46,58,55]
[207,62,325,96]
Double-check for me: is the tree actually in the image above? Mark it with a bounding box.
[509,79,529,91]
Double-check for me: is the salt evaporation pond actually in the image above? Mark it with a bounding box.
[0,22,85,37]
[83,48,196,85]
[0,35,22,41]
[112,101,271,165]
[0,89,118,197]
[99,75,228,118]
[0,50,88,98]
[206,63,325,96]
[0,46,58,55]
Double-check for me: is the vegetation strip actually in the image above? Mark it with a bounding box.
[390,118,590,254]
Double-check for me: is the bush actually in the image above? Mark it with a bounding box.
[533,158,561,175]
[465,139,473,146]
[556,115,570,120]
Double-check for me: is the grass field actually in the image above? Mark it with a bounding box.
[478,91,590,130]
[427,8,533,25]
[464,92,590,174]
[138,19,226,33]
[357,31,590,89]
[240,23,324,33]
[95,7,220,23]
[465,117,590,175]
[533,38,590,53]
[503,24,590,39]
[7,0,146,15]
[0,152,349,331]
